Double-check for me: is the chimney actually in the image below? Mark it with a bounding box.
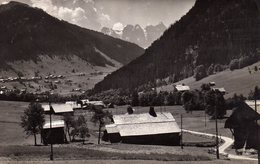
[149,106,157,117]
[127,106,134,114]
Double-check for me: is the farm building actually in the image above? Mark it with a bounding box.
[212,87,226,94]
[66,99,106,109]
[86,100,106,109]
[225,100,260,150]
[105,111,181,145]
[175,84,190,92]
[42,104,74,115]
[41,120,67,145]
[209,82,216,86]
[65,101,83,110]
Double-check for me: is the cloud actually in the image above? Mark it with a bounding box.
[58,6,87,27]
[98,12,111,27]
[29,0,111,31]
[1,1,8,4]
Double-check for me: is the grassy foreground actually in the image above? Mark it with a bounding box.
[0,145,211,161]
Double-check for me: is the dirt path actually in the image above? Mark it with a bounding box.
[183,129,257,161]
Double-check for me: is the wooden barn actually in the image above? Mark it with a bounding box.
[105,112,181,145]
[225,100,260,150]
[41,104,73,145]
[41,120,67,145]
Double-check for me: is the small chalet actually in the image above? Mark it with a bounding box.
[209,82,216,86]
[175,84,190,92]
[41,120,67,145]
[105,111,181,145]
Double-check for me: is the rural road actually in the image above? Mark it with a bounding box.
[183,129,257,161]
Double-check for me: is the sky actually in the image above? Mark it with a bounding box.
[0,0,196,31]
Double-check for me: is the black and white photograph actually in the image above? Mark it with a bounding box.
[0,0,260,163]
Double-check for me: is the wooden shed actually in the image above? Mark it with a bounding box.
[41,120,67,145]
[225,101,260,150]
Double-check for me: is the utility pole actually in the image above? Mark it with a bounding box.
[215,106,219,159]
[255,95,260,164]
[205,111,207,127]
[204,95,207,127]
[181,114,183,149]
[49,100,53,160]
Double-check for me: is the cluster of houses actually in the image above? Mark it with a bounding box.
[40,99,106,144]
[0,76,42,83]
[0,86,27,95]
[174,83,226,94]
[40,100,182,146]
[0,74,65,84]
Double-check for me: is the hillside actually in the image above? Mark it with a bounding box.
[158,61,260,98]
[0,1,144,67]
[94,0,260,92]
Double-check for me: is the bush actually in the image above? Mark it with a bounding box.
[229,59,239,70]
[214,64,224,73]
[239,55,258,69]
[207,64,214,75]
[194,65,207,81]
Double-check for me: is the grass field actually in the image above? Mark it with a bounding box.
[158,61,260,98]
[1,159,258,164]
[0,100,248,163]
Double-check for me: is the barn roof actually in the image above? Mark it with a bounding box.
[225,101,260,129]
[106,124,119,134]
[245,100,260,114]
[107,112,180,136]
[43,120,65,129]
[175,85,190,92]
[117,121,180,136]
[42,104,74,114]
[87,101,105,106]
[212,87,226,93]
[113,112,175,124]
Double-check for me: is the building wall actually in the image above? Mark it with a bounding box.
[121,133,180,146]
[41,127,67,145]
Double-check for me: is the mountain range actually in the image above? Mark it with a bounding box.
[0,1,144,68]
[94,0,260,92]
[101,22,167,48]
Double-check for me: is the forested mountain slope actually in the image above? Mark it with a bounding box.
[95,0,260,92]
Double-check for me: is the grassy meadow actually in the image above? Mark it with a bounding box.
[0,100,244,163]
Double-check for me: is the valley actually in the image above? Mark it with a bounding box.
[0,55,119,95]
